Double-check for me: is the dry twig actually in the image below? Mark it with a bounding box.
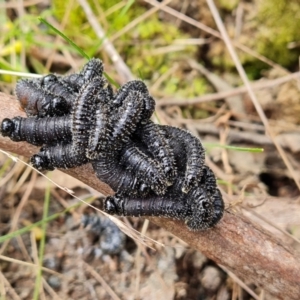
[1,92,300,299]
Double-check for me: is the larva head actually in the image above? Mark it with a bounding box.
[1,118,15,137]
[41,74,58,87]
[82,58,104,82]
[31,154,54,171]
[103,196,118,215]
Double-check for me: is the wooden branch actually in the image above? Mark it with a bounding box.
[1,92,300,299]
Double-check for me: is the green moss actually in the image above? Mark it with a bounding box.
[255,0,300,66]
[217,0,239,11]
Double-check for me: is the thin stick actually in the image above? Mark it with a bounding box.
[84,261,121,300]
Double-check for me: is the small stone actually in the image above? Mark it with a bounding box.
[192,251,208,269]
[47,275,61,289]
[200,266,223,292]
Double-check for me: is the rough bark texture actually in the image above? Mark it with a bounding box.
[1,92,300,299]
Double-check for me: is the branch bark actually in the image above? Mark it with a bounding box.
[1,92,300,299]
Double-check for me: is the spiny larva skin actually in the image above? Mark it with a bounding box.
[135,120,177,186]
[40,74,76,109]
[15,79,70,118]
[91,152,143,194]
[87,103,113,159]
[120,141,167,195]
[82,214,126,255]
[161,125,205,194]
[91,143,166,196]
[15,59,110,119]
[72,78,100,153]
[62,58,106,93]
[71,76,113,155]
[87,89,145,158]
[111,91,145,150]
[113,80,155,121]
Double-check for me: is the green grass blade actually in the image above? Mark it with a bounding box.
[0,158,12,178]
[204,143,264,153]
[38,17,90,60]
[104,71,120,88]
[120,0,135,16]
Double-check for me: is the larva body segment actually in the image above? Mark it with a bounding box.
[71,77,100,152]
[91,153,142,194]
[111,90,145,151]
[162,126,205,193]
[1,116,71,146]
[136,120,177,186]
[86,103,113,159]
[31,143,88,170]
[120,141,168,195]
[104,193,188,220]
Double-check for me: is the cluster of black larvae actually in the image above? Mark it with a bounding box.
[1,59,224,230]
